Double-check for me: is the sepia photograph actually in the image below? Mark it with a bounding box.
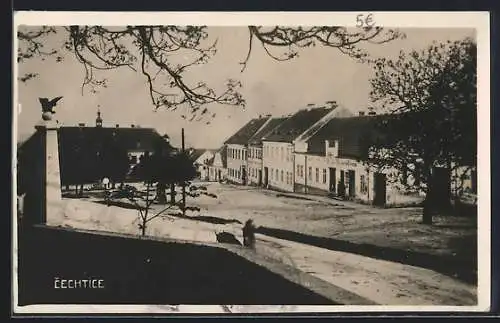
[13,12,490,314]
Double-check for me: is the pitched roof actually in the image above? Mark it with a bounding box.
[248,117,288,145]
[207,145,227,168]
[224,117,270,145]
[262,107,334,142]
[306,115,387,159]
[17,126,174,191]
[187,148,212,162]
[58,126,173,153]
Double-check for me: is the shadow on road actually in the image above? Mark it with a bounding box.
[256,226,477,285]
[168,212,243,225]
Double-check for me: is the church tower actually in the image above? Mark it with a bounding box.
[96,109,103,127]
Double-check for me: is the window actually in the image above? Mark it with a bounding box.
[276,169,279,181]
[315,168,319,182]
[244,150,247,160]
[323,169,327,184]
[270,168,274,180]
[360,175,368,194]
[308,167,312,179]
[297,165,300,177]
[280,147,284,161]
[281,170,284,182]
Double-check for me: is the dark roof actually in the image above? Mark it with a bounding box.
[262,107,333,142]
[17,126,173,192]
[58,126,173,153]
[224,117,270,145]
[306,115,387,159]
[248,117,288,145]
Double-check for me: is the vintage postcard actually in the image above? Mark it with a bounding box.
[13,11,490,315]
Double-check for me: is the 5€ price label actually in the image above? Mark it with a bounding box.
[356,13,375,28]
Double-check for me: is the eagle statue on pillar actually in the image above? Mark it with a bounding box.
[39,96,63,121]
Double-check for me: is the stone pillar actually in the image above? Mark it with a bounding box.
[35,120,64,225]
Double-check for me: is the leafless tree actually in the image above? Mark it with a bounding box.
[18,25,402,117]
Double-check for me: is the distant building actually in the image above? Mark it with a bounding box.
[187,149,216,181]
[294,115,395,204]
[17,110,173,193]
[247,117,287,187]
[224,116,270,184]
[207,146,228,182]
[261,106,336,192]
[293,114,466,207]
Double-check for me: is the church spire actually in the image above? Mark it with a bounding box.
[96,108,103,127]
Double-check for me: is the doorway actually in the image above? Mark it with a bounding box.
[263,167,269,187]
[329,167,336,193]
[241,166,247,185]
[373,172,387,206]
[338,170,346,198]
[348,170,356,198]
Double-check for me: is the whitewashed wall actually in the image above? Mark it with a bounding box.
[262,141,294,192]
[247,145,263,185]
[226,144,247,184]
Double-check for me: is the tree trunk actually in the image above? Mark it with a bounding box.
[422,195,433,225]
[157,182,167,204]
[141,220,146,236]
[422,178,434,225]
[169,183,176,205]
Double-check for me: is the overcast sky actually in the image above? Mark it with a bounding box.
[16,27,474,149]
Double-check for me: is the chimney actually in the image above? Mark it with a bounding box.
[359,111,365,116]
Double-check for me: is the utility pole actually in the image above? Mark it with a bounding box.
[181,128,186,217]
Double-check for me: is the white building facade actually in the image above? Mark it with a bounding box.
[247,145,264,186]
[226,144,247,184]
[262,141,295,191]
[294,139,425,207]
[208,149,227,182]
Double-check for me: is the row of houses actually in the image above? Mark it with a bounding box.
[194,105,476,207]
